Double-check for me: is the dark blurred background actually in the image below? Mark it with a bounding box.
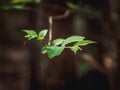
[0,0,120,90]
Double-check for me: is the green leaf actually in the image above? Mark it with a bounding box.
[11,0,31,3]
[22,30,37,40]
[42,46,47,54]
[66,1,79,9]
[11,0,41,4]
[34,0,42,3]
[62,36,85,46]
[45,46,65,59]
[38,29,48,40]
[52,38,65,46]
[75,40,96,46]
[0,5,12,10]
[13,5,25,9]
[70,46,79,54]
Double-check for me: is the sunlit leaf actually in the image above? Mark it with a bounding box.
[62,36,85,46]
[38,29,48,40]
[52,38,65,46]
[75,40,96,46]
[23,30,37,40]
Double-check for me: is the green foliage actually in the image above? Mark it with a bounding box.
[0,5,12,10]
[38,29,48,40]
[70,45,80,54]
[75,40,96,46]
[11,0,31,4]
[42,46,48,54]
[0,4,25,10]
[0,0,41,10]
[23,29,48,40]
[0,0,96,60]
[13,5,25,9]
[62,36,85,46]
[23,29,96,59]
[23,30,37,40]
[66,1,79,9]
[42,46,65,59]
[34,0,41,3]
[52,38,65,46]
[11,0,41,4]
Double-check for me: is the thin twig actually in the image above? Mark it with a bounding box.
[48,16,53,45]
[52,10,70,19]
[47,10,70,45]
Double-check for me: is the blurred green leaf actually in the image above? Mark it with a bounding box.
[13,5,25,9]
[70,46,79,54]
[75,40,96,46]
[23,30,37,40]
[0,5,12,10]
[42,46,47,54]
[34,0,42,3]
[66,1,79,9]
[11,0,41,4]
[38,29,48,40]
[44,46,64,59]
[11,0,31,3]
[52,38,65,46]
[62,36,85,46]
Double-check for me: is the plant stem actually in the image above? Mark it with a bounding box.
[65,46,82,50]
[65,46,72,49]
[53,10,70,19]
[48,16,53,45]
[47,10,70,45]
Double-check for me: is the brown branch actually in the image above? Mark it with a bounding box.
[52,10,71,19]
[48,16,53,45]
[47,10,71,45]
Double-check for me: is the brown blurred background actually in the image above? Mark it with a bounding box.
[0,0,120,90]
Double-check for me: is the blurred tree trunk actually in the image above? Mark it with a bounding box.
[102,0,119,90]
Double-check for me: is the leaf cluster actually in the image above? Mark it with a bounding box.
[0,0,41,10]
[23,30,96,59]
[0,0,78,10]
